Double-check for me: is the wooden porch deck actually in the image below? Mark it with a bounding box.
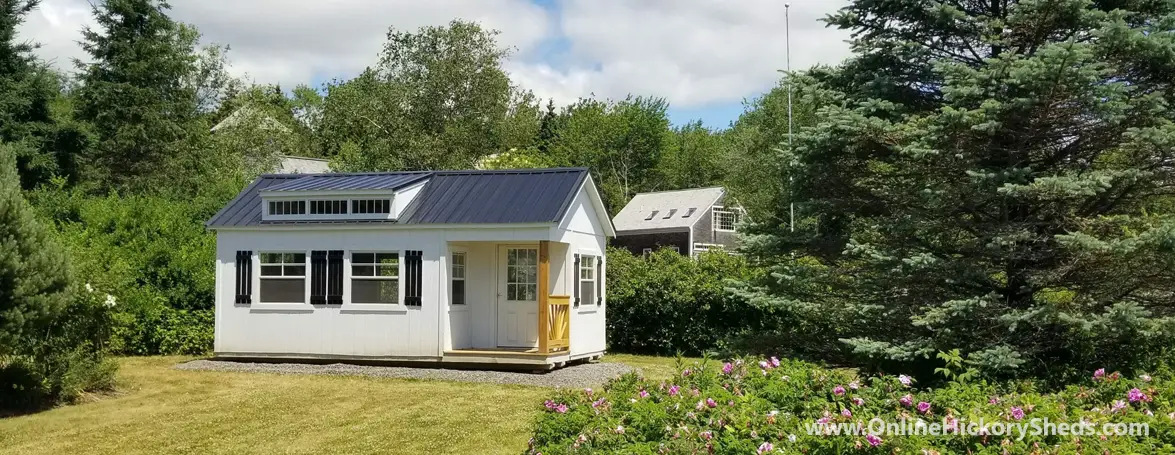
[442,347,573,369]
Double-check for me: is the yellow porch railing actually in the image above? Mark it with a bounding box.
[537,240,570,354]
[541,295,571,353]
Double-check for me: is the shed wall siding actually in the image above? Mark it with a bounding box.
[554,185,609,357]
[216,229,445,358]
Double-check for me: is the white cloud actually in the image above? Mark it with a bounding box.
[512,0,853,107]
[19,0,853,111]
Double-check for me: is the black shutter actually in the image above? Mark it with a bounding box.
[405,250,423,306]
[327,250,343,305]
[310,250,327,305]
[234,251,252,304]
[573,254,581,307]
[596,256,603,305]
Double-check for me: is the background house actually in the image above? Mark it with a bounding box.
[210,107,331,175]
[610,187,743,257]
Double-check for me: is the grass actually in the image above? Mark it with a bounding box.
[601,353,703,380]
[0,354,684,455]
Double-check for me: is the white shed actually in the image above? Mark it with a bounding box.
[205,168,614,369]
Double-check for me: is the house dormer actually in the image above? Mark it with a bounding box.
[257,172,432,223]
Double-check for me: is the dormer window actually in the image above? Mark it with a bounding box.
[645,210,659,221]
[269,200,306,215]
[353,199,391,214]
[310,200,347,215]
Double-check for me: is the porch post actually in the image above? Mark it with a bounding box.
[538,240,550,353]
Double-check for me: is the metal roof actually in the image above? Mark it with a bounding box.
[612,187,725,232]
[398,168,588,224]
[205,174,304,227]
[263,172,431,192]
[206,168,592,228]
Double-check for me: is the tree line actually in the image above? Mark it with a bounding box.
[4,0,1174,410]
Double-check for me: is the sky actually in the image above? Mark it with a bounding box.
[19,0,855,129]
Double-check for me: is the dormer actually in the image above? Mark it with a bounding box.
[258,172,432,222]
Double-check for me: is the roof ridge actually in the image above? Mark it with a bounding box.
[434,167,587,176]
[631,186,725,196]
[257,170,433,179]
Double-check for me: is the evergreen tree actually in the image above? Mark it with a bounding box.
[0,142,72,355]
[74,0,202,190]
[746,0,1175,381]
[0,0,71,189]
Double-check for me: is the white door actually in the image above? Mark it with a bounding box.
[497,246,539,347]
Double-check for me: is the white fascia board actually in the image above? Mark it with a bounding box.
[210,222,557,232]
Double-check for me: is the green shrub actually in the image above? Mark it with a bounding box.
[606,248,767,356]
[528,357,1175,454]
[26,179,236,355]
[2,285,119,413]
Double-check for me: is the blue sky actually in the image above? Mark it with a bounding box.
[22,0,854,129]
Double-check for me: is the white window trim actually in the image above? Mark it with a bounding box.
[576,249,602,314]
[712,206,742,232]
[254,250,309,306]
[342,250,407,312]
[449,248,469,313]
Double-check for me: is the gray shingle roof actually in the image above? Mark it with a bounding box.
[206,168,592,228]
[399,168,587,225]
[612,187,725,232]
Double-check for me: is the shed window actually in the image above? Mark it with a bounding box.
[259,252,306,303]
[451,252,466,305]
[352,199,391,214]
[713,207,741,232]
[310,200,347,215]
[268,200,306,215]
[579,254,597,306]
[351,252,399,304]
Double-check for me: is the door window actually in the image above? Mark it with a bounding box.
[505,248,537,301]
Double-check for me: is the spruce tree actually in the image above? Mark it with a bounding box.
[74,0,201,190]
[0,142,71,356]
[747,0,1175,380]
[0,0,67,189]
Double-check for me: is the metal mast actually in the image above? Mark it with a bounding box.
[786,3,795,232]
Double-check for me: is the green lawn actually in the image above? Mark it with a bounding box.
[0,355,683,455]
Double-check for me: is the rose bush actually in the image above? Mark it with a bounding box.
[528,358,1175,454]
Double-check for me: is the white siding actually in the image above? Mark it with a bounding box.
[393,181,427,219]
[554,184,609,358]
[216,229,445,358]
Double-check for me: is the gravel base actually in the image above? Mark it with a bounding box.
[177,359,634,388]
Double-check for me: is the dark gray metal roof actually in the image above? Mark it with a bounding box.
[398,168,588,225]
[205,174,303,227]
[206,168,591,228]
[263,172,431,192]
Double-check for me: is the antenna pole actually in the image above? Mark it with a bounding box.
[786,3,795,232]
